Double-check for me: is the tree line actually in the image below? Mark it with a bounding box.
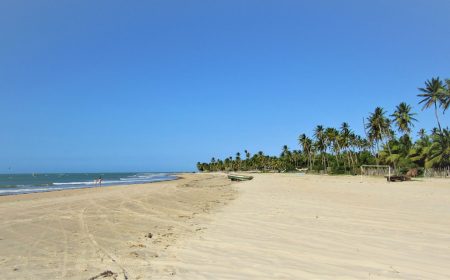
[197,77,450,175]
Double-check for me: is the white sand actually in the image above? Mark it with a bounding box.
[0,173,235,280]
[152,174,450,279]
[2,173,450,279]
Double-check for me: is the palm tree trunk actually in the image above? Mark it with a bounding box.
[435,103,443,133]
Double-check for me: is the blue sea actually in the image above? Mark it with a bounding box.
[0,172,178,196]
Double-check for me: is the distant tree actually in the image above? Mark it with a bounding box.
[418,77,445,133]
[366,107,390,156]
[314,125,327,170]
[391,102,417,135]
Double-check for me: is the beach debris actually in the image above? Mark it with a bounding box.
[145,233,153,239]
[88,270,118,280]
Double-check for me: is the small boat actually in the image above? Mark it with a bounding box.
[228,174,254,181]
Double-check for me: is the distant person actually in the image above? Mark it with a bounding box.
[94,176,103,186]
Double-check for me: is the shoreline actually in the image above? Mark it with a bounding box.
[2,173,450,279]
[0,173,237,279]
[0,173,185,198]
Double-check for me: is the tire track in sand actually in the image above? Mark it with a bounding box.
[79,208,129,280]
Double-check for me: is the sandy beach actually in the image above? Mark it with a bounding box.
[0,173,236,279]
[1,173,450,279]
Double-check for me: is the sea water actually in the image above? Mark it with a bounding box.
[0,172,178,196]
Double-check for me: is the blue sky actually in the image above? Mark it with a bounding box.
[1,0,449,173]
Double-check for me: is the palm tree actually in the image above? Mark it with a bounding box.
[280,145,290,170]
[257,151,265,171]
[442,79,450,113]
[391,102,417,135]
[196,162,203,172]
[340,122,355,170]
[210,157,216,171]
[418,77,445,133]
[235,152,241,170]
[314,125,327,170]
[292,150,301,168]
[417,128,427,140]
[366,107,397,169]
[325,127,341,167]
[366,107,389,156]
[424,129,450,168]
[409,131,431,167]
[281,145,289,157]
[245,150,251,160]
[298,134,313,169]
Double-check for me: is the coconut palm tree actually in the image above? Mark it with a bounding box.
[314,125,327,170]
[325,127,341,167]
[298,133,313,169]
[417,128,427,140]
[245,150,251,160]
[281,145,289,157]
[196,162,203,171]
[280,145,290,170]
[257,151,265,171]
[409,132,431,167]
[340,122,355,170]
[418,77,445,133]
[235,152,241,170]
[391,102,417,135]
[292,150,301,168]
[366,107,389,155]
[442,79,450,113]
[366,107,397,169]
[424,129,450,168]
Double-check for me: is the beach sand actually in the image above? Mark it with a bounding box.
[0,173,236,280]
[152,174,450,279]
[1,173,450,279]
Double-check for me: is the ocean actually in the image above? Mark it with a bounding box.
[0,172,178,196]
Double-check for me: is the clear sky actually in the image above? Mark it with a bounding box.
[1,0,449,173]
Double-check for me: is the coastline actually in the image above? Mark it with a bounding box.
[2,173,450,279]
[0,173,236,279]
[0,172,182,197]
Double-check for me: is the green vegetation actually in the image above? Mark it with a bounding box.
[197,77,450,174]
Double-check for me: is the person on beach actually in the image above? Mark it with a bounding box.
[94,176,103,186]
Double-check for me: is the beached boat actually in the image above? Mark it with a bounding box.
[228,174,254,181]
